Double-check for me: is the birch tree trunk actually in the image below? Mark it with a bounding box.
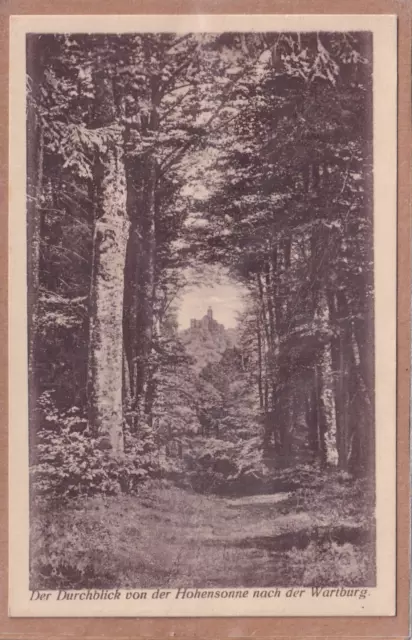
[88,130,130,455]
[316,288,338,466]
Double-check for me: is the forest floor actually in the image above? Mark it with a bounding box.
[31,476,375,590]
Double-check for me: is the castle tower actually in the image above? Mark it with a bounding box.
[207,306,213,320]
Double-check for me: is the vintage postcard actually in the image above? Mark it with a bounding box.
[9,13,397,617]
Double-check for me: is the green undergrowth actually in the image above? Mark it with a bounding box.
[30,474,375,590]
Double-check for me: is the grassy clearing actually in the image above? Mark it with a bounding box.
[31,477,375,590]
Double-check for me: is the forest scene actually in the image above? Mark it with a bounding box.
[27,30,375,590]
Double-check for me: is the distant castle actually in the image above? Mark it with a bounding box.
[189,307,224,333]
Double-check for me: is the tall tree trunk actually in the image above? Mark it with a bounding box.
[266,254,285,450]
[88,135,130,454]
[349,323,374,473]
[335,329,350,468]
[137,155,157,423]
[257,274,274,450]
[306,379,321,460]
[264,261,278,416]
[124,43,160,430]
[351,320,373,413]
[327,291,349,469]
[315,288,338,466]
[122,346,131,407]
[123,224,141,423]
[256,313,264,410]
[87,65,130,455]
[256,274,271,345]
[334,290,373,473]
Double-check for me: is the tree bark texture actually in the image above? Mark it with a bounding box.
[315,288,338,466]
[88,131,130,455]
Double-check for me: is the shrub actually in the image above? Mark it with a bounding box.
[183,436,268,495]
[31,394,158,502]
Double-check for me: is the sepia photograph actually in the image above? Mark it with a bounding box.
[8,13,397,617]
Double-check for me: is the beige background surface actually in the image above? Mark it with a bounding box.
[1,0,410,638]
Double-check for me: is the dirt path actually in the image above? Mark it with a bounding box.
[32,482,374,589]
[115,485,310,587]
